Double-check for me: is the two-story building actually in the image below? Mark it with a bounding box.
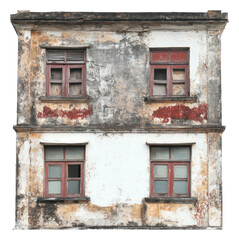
[11,11,228,229]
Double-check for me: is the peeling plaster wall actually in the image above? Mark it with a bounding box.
[207,30,222,124]
[16,133,30,229]
[148,30,208,104]
[16,25,213,127]
[17,30,31,125]
[208,132,222,227]
[15,132,222,229]
[14,20,225,229]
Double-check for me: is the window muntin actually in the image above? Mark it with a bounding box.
[150,49,189,97]
[44,146,85,197]
[46,49,86,97]
[150,146,191,197]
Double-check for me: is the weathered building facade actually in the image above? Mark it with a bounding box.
[11,11,227,229]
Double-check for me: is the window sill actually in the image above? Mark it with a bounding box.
[37,197,90,204]
[144,197,198,204]
[39,96,91,103]
[144,96,197,104]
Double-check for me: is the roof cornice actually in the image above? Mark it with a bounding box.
[11,10,228,24]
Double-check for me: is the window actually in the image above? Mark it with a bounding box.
[150,146,191,197]
[44,145,85,197]
[149,49,189,97]
[46,49,86,97]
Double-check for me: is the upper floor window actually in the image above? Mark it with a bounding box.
[46,49,86,97]
[149,49,189,97]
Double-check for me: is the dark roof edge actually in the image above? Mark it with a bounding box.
[10,10,228,24]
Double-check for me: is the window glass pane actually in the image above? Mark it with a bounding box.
[174,165,187,178]
[48,181,61,194]
[69,83,82,96]
[174,181,187,195]
[172,83,185,96]
[51,68,62,80]
[68,165,81,178]
[49,165,62,178]
[151,147,169,160]
[154,180,168,194]
[171,147,190,160]
[153,84,166,96]
[45,146,64,160]
[173,69,185,80]
[65,146,84,160]
[154,165,168,178]
[70,68,82,81]
[154,69,167,80]
[50,83,62,96]
[68,180,81,194]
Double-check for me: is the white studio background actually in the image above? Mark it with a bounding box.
[0,0,238,239]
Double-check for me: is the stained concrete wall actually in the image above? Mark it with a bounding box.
[16,25,217,127]
[16,132,223,229]
[13,17,226,229]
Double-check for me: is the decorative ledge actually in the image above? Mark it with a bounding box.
[39,96,91,103]
[37,197,90,204]
[40,44,91,49]
[144,197,198,204]
[11,11,228,24]
[146,142,196,146]
[13,124,226,133]
[144,96,197,104]
[40,142,88,146]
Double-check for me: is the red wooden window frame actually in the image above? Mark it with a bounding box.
[149,49,189,97]
[46,49,86,97]
[150,146,191,198]
[44,146,85,198]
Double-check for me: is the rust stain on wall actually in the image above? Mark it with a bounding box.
[147,203,183,216]
[152,104,207,123]
[194,196,208,226]
[98,32,117,43]
[12,11,226,229]
[37,106,92,120]
[37,202,143,228]
[196,161,208,193]
[30,133,42,139]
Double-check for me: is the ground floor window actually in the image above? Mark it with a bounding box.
[150,146,191,197]
[44,145,85,197]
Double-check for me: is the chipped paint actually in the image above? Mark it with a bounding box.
[14,132,219,229]
[194,196,209,226]
[152,104,208,123]
[12,11,226,229]
[145,203,197,227]
[17,27,212,127]
[37,106,92,120]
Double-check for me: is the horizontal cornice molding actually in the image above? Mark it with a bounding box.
[13,124,226,133]
[11,11,228,23]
